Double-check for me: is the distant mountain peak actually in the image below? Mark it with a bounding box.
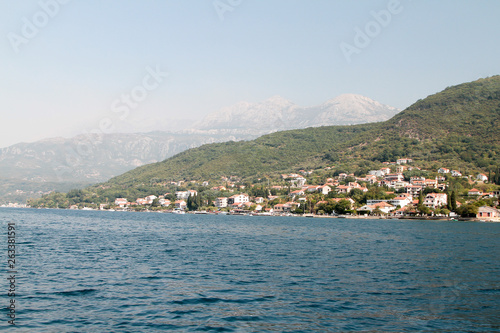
[323,93,394,107]
[194,94,400,131]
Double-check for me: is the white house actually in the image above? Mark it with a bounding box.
[159,198,171,207]
[175,200,187,210]
[438,168,450,174]
[145,195,157,205]
[176,190,197,200]
[477,173,488,182]
[423,193,447,209]
[317,185,332,195]
[384,180,410,189]
[254,197,265,204]
[468,188,483,196]
[367,196,412,208]
[397,158,412,164]
[114,198,128,207]
[136,198,147,205]
[358,202,395,214]
[228,194,249,204]
[289,176,307,187]
[273,202,299,213]
[305,186,319,193]
[405,185,422,196]
[369,170,386,178]
[380,168,391,175]
[391,196,412,208]
[384,173,404,182]
[451,170,462,177]
[215,197,228,208]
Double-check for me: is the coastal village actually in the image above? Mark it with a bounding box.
[50,158,500,222]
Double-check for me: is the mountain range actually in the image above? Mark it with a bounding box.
[193,94,399,133]
[102,76,500,189]
[0,94,399,203]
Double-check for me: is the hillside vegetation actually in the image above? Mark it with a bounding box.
[106,76,500,186]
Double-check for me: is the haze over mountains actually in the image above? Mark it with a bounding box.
[0,94,399,203]
[193,94,399,133]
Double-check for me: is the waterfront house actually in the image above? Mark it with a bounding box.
[477,206,500,221]
[358,202,395,214]
[115,198,128,207]
[175,200,187,210]
[423,193,447,209]
[273,203,290,213]
[228,194,249,205]
[215,197,228,208]
[136,198,147,205]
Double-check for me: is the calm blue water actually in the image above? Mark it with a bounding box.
[1,208,499,332]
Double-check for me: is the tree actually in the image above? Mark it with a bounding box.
[441,208,451,216]
[187,195,200,211]
[316,201,335,215]
[334,199,351,214]
[417,204,431,216]
[456,204,478,217]
[292,208,304,214]
[450,191,457,211]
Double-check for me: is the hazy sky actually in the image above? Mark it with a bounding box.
[1,0,499,148]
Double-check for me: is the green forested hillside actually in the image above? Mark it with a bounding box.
[105,124,376,186]
[105,76,499,186]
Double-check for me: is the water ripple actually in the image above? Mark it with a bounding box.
[0,208,499,332]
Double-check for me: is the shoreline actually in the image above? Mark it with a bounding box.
[5,206,498,222]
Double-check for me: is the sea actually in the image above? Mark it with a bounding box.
[0,208,499,332]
